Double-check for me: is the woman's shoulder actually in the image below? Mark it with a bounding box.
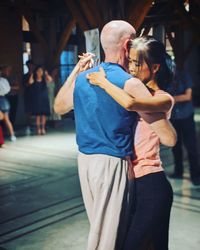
[154,90,174,118]
[154,90,174,101]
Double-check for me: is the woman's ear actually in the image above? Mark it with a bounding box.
[152,64,160,73]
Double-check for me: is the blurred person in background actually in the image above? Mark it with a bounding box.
[168,62,200,186]
[0,70,16,141]
[1,65,20,125]
[28,65,52,135]
[47,66,61,125]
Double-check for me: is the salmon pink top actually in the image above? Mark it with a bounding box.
[132,90,174,178]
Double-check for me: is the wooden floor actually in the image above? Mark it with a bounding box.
[0,116,200,250]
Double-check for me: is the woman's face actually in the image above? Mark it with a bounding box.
[128,48,151,83]
[36,67,44,78]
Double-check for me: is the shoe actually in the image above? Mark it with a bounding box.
[191,176,200,186]
[41,129,46,135]
[37,129,41,135]
[169,173,183,179]
[10,135,17,142]
[25,126,31,135]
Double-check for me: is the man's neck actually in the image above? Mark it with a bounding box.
[104,56,125,67]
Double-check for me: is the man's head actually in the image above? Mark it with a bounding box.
[100,20,136,68]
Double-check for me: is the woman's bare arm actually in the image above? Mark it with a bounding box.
[87,67,177,147]
[87,67,171,113]
[44,71,53,83]
[28,74,34,85]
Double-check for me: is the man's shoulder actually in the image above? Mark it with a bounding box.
[79,66,100,76]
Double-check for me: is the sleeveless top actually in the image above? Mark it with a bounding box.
[132,90,174,178]
[74,62,137,158]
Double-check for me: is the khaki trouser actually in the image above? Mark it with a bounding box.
[78,152,129,250]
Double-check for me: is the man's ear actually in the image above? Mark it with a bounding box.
[152,64,160,73]
[123,39,131,58]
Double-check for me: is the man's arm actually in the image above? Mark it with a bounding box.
[173,88,192,103]
[54,65,78,115]
[54,53,94,115]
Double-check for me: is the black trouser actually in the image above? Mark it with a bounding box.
[171,114,200,179]
[123,172,173,250]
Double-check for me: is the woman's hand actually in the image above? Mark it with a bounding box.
[28,73,34,85]
[44,70,53,83]
[86,67,106,87]
[78,53,95,72]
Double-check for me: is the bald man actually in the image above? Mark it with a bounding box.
[55,20,168,250]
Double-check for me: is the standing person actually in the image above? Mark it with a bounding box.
[0,73,16,141]
[28,65,52,135]
[1,65,20,125]
[47,66,61,124]
[168,65,200,185]
[54,21,175,250]
[23,59,35,135]
[87,36,176,250]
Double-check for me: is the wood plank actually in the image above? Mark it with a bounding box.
[64,0,88,31]
[140,25,152,36]
[78,0,98,29]
[24,0,49,11]
[127,0,153,31]
[15,0,49,56]
[96,0,109,25]
[183,36,195,61]
[166,30,175,51]
[53,18,76,65]
[171,0,200,42]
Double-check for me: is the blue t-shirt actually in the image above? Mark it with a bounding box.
[73,62,137,158]
[167,69,194,119]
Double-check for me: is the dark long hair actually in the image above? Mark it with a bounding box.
[33,65,45,82]
[128,36,173,91]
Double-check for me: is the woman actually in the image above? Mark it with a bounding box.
[28,65,52,135]
[87,36,176,250]
[0,74,16,141]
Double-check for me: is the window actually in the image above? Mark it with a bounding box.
[60,45,77,84]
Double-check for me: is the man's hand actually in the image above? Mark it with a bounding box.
[78,53,95,72]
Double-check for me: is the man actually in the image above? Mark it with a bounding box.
[54,20,173,250]
[168,65,200,185]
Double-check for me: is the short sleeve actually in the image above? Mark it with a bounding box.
[183,71,193,89]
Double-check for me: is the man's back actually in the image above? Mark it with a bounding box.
[74,62,137,157]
